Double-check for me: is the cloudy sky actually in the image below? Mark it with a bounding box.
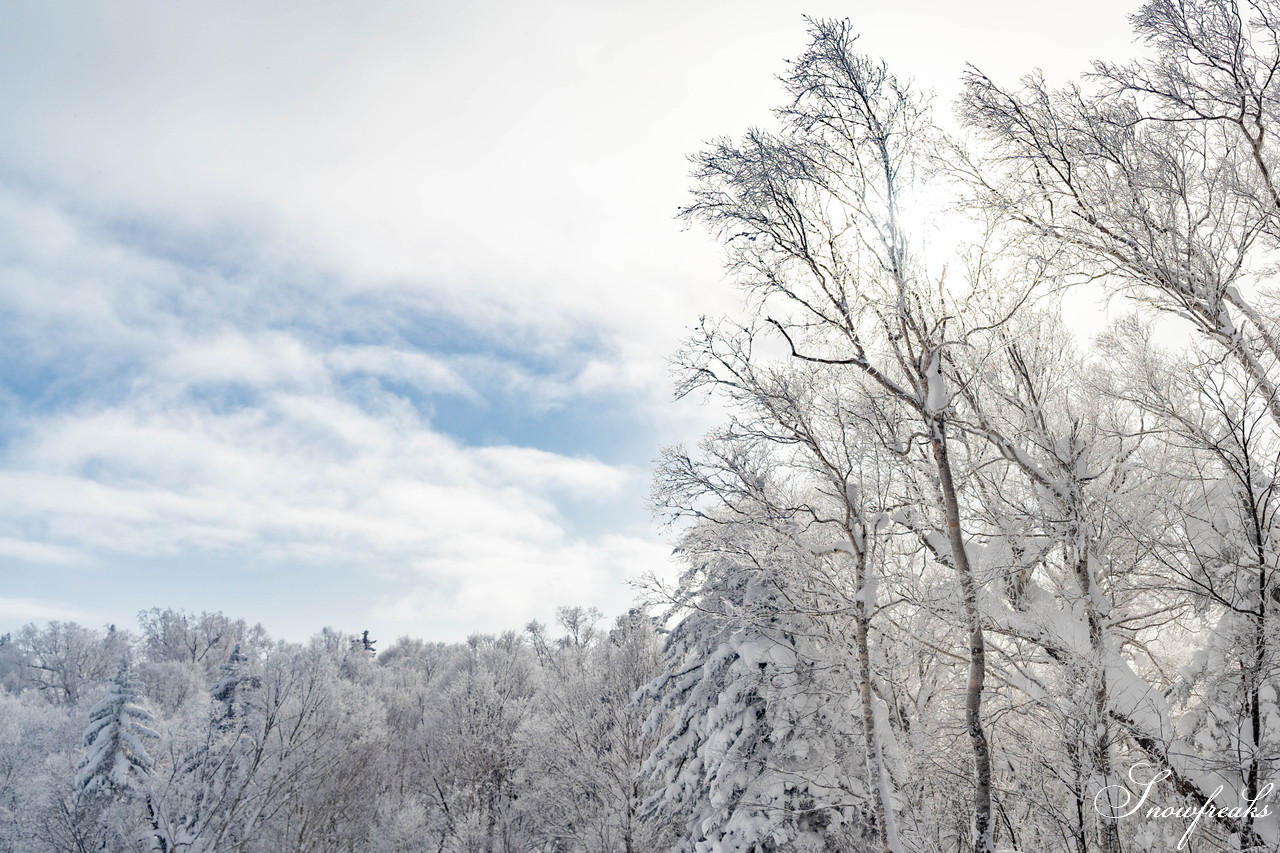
[0,1,1139,641]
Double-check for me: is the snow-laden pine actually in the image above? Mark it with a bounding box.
[75,657,157,799]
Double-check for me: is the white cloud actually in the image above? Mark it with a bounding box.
[160,331,325,389]
[0,387,661,638]
[326,345,475,399]
[0,539,87,566]
[378,534,670,639]
[0,597,94,624]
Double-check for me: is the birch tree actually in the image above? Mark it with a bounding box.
[674,18,1033,851]
[963,2,1280,845]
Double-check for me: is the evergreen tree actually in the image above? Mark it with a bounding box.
[210,644,258,726]
[641,540,872,853]
[75,657,157,799]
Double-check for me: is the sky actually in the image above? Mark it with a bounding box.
[0,0,1143,642]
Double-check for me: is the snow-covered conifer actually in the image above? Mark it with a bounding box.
[641,535,873,853]
[209,643,258,726]
[75,657,158,799]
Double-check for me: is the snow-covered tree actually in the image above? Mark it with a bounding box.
[524,608,669,853]
[75,657,157,800]
[963,3,1280,844]
[641,528,877,853]
[16,622,132,706]
[670,16,1061,850]
[137,609,260,681]
[69,657,161,852]
[209,643,258,726]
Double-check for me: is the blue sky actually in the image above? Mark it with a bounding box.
[0,0,1138,641]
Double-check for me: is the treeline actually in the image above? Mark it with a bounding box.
[0,607,672,852]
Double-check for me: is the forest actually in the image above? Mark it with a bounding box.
[7,0,1280,850]
[0,608,670,852]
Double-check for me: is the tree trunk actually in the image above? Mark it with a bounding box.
[930,419,994,853]
[852,544,903,853]
[1076,545,1121,853]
